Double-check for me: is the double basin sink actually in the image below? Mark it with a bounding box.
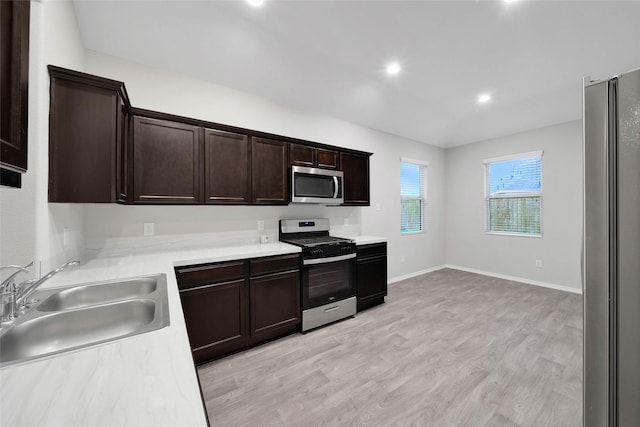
[0,274,170,368]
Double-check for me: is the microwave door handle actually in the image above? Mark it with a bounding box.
[333,176,339,198]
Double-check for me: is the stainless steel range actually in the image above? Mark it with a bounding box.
[279,219,356,332]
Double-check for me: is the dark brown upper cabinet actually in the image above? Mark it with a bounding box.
[289,143,314,167]
[316,148,339,169]
[47,67,372,206]
[117,104,130,203]
[251,137,288,205]
[132,116,201,204]
[1,0,30,185]
[341,152,370,206]
[48,66,129,202]
[290,143,339,170]
[204,128,250,204]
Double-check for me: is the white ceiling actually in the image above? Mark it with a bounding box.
[72,0,640,148]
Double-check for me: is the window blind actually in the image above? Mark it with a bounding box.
[400,161,426,234]
[484,152,542,236]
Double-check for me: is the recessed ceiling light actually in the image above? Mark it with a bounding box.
[247,0,265,7]
[386,62,401,76]
[504,0,520,3]
[478,94,492,104]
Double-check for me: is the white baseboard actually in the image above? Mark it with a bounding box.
[389,265,447,284]
[444,264,583,295]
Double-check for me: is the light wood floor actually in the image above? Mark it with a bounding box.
[197,268,583,426]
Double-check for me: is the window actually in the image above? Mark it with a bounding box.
[400,159,427,234]
[484,151,543,236]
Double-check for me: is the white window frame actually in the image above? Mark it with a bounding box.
[483,150,543,238]
[400,158,428,235]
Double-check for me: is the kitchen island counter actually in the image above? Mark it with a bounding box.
[0,239,301,427]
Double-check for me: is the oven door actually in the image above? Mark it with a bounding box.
[291,166,344,205]
[302,254,356,310]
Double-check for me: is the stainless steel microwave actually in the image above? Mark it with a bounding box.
[291,166,343,205]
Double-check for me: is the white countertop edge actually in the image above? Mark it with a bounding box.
[336,235,387,246]
[172,242,301,267]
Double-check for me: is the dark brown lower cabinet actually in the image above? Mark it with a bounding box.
[179,279,248,362]
[175,260,248,363]
[356,242,388,311]
[250,266,300,337]
[176,254,300,364]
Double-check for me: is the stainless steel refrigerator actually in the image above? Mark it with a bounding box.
[584,67,640,427]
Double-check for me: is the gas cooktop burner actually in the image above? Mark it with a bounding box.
[282,236,352,247]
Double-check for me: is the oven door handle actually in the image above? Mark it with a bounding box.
[303,253,356,265]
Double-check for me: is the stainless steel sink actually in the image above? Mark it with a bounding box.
[0,274,170,368]
[37,277,157,312]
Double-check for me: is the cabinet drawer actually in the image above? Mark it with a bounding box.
[357,242,387,259]
[250,254,300,277]
[175,261,245,290]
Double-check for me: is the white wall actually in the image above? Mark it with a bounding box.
[445,120,583,291]
[83,51,446,280]
[0,0,85,277]
[0,2,582,290]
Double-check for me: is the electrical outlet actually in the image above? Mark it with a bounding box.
[63,227,70,247]
[535,259,543,268]
[257,220,265,230]
[376,203,381,211]
[344,218,349,226]
[143,222,155,236]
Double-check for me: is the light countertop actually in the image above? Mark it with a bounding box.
[0,240,301,427]
[338,235,387,246]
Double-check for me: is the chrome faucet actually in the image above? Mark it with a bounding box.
[1,262,33,323]
[15,261,80,310]
[1,262,33,291]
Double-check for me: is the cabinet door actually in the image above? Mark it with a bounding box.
[204,129,250,204]
[116,104,129,202]
[316,149,339,170]
[356,252,387,311]
[341,152,370,206]
[133,116,201,203]
[0,0,30,175]
[48,77,119,202]
[290,143,315,167]
[250,270,300,336]
[179,279,248,363]
[251,137,288,204]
